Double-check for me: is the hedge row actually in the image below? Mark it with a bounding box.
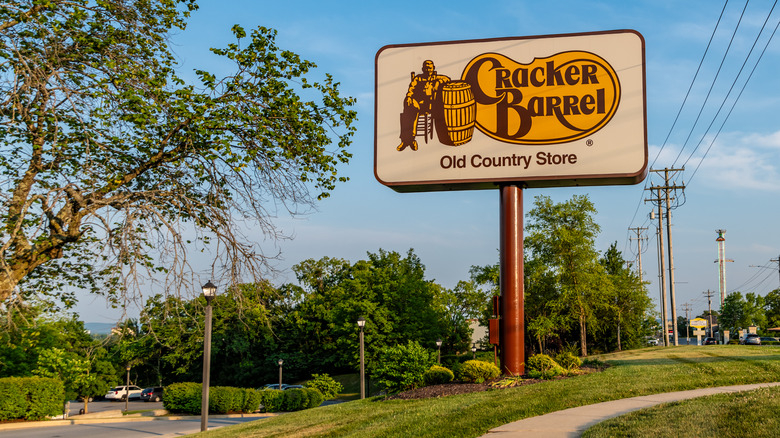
[0,377,64,421]
[163,382,323,414]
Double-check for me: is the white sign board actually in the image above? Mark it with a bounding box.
[374,30,647,192]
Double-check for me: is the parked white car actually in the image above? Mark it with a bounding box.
[105,385,143,401]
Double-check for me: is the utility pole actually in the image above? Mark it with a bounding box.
[650,210,668,346]
[771,254,780,287]
[703,289,716,338]
[682,302,692,343]
[629,227,648,283]
[646,167,685,346]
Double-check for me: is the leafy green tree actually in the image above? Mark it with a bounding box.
[0,303,116,405]
[127,281,278,387]
[765,289,780,329]
[525,195,610,356]
[0,0,356,308]
[720,292,767,334]
[597,242,652,351]
[720,292,745,333]
[467,263,500,346]
[282,249,457,374]
[744,292,767,332]
[524,254,567,354]
[435,279,492,351]
[33,348,99,405]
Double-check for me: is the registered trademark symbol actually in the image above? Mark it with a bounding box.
[586,139,594,147]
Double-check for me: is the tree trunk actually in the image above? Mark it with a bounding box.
[579,311,588,356]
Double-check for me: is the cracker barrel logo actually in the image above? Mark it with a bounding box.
[396,51,620,151]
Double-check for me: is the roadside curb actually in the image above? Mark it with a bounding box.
[0,412,276,432]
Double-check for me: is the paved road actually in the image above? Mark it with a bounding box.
[0,416,269,438]
[66,399,163,416]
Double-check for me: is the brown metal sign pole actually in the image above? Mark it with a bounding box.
[499,184,525,375]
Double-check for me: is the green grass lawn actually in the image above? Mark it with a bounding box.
[196,345,780,438]
[584,385,780,437]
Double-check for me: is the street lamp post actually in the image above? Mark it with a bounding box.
[125,365,130,412]
[201,280,217,432]
[471,345,477,360]
[436,339,442,364]
[357,317,366,399]
[278,359,284,390]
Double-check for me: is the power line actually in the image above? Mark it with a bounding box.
[652,0,731,170]
[682,0,779,169]
[672,0,750,166]
[626,1,730,234]
[686,14,780,183]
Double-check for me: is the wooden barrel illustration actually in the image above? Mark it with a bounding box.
[435,81,476,146]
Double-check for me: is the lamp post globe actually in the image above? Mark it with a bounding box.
[436,339,442,364]
[202,280,217,302]
[471,345,477,359]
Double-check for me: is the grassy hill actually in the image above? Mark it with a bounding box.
[196,346,780,438]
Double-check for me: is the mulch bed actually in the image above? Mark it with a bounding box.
[385,364,606,400]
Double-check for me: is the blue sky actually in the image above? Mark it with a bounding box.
[76,1,780,325]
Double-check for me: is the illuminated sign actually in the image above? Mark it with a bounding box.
[374,30,647,192]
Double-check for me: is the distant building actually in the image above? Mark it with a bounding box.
[468,319,487,349]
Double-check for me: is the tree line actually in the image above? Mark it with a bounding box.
[1,194,656,398]
[718,289,780,336]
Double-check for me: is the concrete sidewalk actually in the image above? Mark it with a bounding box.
[481,382,780,437]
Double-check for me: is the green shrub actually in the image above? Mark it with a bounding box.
[304,387,324,408]
[423,365,455,385]
[0,378,26,421]
[304,373,343,400]
[526,354,564,379]
[259,388,285,412]
[457,360,501,383]
[371,340,435,393]
[0,377,64,421]
[163,382,201,415]
[241,388,262,413]
[555,351,582,370]
[209,386,244,414]
[282,388,309,411]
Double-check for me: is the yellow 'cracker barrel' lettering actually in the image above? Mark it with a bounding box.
[461,51,621,144]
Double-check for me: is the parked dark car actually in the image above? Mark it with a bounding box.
[759,336,778,344]
[140,386,164,402]
[703,337,717,345]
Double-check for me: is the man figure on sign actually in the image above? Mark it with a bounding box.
[397,60,450,151]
